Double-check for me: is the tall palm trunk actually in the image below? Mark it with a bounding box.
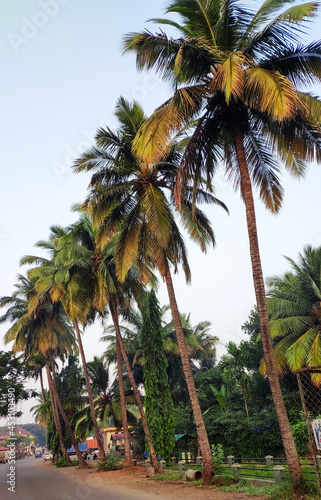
[233,126,301,483]
[39,369,46,403]
[73,319,106,462]
[109,302,159,472]
[115,332,132,467]
[47,363,88,467]
[45,363,71,463]
[164,264,213,485]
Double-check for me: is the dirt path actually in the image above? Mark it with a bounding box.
[55,464,268,500]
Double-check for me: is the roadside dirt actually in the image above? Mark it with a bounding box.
[55,463,268,500]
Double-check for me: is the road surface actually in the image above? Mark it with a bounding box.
[0,457,154,500]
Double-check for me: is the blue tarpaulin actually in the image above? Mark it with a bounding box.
[67,443,87,452]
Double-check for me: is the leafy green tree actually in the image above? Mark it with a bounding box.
[141,290,175,460]
[0,350,31,417]
[74,97,226,482]
[124,0,321,482]
[46,404,61,458]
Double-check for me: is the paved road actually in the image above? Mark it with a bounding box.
[0,457,149,500]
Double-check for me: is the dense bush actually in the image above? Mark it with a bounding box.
[55,457,74,468]
[97,451,124,471]
[204,410,284,457]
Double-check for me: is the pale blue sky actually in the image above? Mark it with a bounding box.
[1,0,321,423]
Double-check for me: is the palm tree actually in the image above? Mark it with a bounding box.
[220,342,254,418]
[59,214,155,467]
[123,0,321,482]
[0,276,86,465]
[30,389,50,428]
[32,216,159,468]
[103,307,218,404]
[73,97,227,483]
[21,226,107,463]
[24,354,48,403]
[267,246,321,387]
[75,356,138,441]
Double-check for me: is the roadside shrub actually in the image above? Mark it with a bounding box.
[97,451,124,471]
[55,457,74,468]
[291,418,309,457]
[211,443,224,476]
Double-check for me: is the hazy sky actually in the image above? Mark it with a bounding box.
[1,0,321,424]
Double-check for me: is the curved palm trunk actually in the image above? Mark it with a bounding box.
[233,126,301,483]
[164,264,213,485]
[73,319,106,462]
[109,302,159,472]
[48,363,88,467]
[112,311,132,466]
[45,363,71,463]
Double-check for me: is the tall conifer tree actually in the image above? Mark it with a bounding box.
[141,290,175,460]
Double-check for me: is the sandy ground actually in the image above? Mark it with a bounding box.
[56,463,268,500]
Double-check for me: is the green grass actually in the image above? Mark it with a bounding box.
[152,467,321,499]
[153,472,182,481]
[217,479,320,500]
[55,457,79,468]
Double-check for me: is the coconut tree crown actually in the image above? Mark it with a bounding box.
[73,97,227,283]
[123,0,321,212]
[267,245,321,385]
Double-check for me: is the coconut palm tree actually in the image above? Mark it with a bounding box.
[123,0,321,481]
[102,307,217,404]
[21,226,107,463]
[220,341,254,418]
[73,97,227,483]
[0,276,86,465]
[75,356,138,441]
[30,390,50,428]
[267,246,321,387]
[24,354,48,403]
[57,214,156,468]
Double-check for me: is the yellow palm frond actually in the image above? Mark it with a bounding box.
[277,2,319,24]
[132,85,205,164]
[210,52,248,103]
[297,91,321,124]
[49,282,65,303]
[245,68,298,121]
[142,184,172,248]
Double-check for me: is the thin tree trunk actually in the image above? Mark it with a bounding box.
[112,310,132,467]
[45,363,71,463]
[39,369,46,403]
[241,387,250,418]
[109,301,159,473]
[233,126,302,483]
[47,364,88,468]
[73,319,106,462]
[164,264,213,485]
